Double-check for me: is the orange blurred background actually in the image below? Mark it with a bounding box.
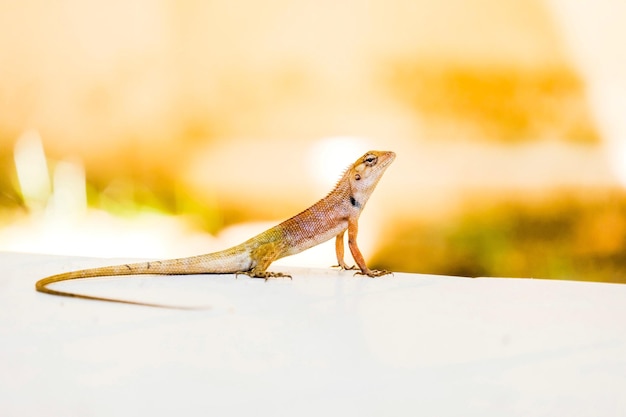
[2,0,626,282]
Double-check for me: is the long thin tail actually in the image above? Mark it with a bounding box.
[35,240,254,308]
[35,263,211,309]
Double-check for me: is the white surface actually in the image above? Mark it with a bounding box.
[1,251,626,416]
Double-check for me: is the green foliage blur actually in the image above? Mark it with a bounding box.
[374,190,626,283]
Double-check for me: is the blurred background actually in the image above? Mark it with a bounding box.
[1,0,626,283]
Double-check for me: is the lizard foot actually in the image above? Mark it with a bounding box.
[259,271,292,281]
[354,269,393,278]
[237,271,292,281]
[331,263,359,271]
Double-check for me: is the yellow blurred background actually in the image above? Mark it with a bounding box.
[2,0,626,283]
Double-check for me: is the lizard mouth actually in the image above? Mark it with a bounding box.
[379,152,396,168]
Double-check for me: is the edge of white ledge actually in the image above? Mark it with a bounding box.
[3,251,626,416]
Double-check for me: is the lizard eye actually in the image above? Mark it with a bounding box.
[364,154,377,166]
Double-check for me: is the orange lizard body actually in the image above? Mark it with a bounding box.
[35,150,395,307]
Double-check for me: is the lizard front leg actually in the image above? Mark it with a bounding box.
[332,230,358,270]
[347,218,392,278]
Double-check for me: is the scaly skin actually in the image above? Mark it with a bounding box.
[35,150,396,308]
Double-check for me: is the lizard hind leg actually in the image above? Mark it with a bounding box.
[237,241,292,281]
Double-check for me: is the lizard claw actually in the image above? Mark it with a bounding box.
[354,269,393,278]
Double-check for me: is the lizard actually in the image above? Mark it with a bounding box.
[35,150,396,308]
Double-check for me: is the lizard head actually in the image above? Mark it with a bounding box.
[348,150,396,206]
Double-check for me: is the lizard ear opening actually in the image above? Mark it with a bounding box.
[355,173,361,181]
